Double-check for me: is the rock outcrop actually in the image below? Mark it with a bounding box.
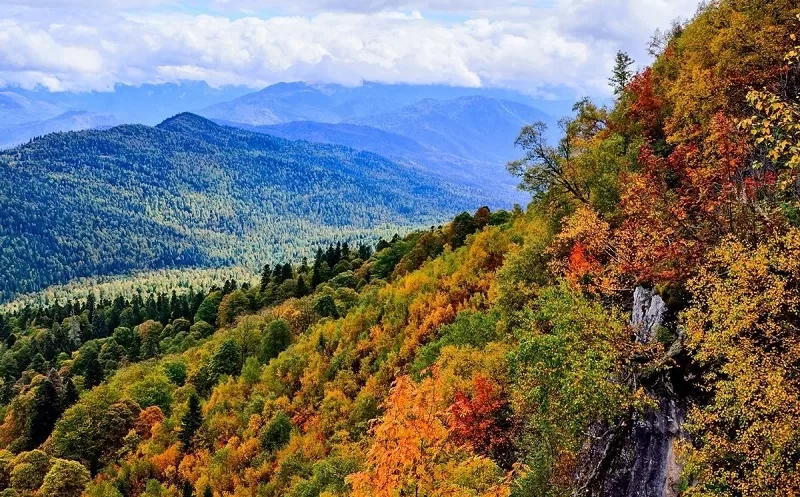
[575,287,686,497]
[631,287,668,344]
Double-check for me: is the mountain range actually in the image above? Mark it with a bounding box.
[0,112,481,302]
[0,81,555,206]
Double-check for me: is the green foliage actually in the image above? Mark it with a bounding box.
[163,361,188,386]
[313,295,339,319]
[449,212,478,249]
[194,292,222,327]
[39,459,90,497]
[0,114,478,302]
[217,290,251,327]
[128,373,173,415]
[211,340,243,378]
[412,310,501,376]
[261,411,292,453]
[190,320,214,338]
[259,319,292,364]
[9,450,50,492]
[51,392,140,473]
[179,393,203,450]
[610,51,635,95]
[509,284,631,494]
[240,356,262,386]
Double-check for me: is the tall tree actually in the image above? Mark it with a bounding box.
[28,376,63,448]
[295,276,308,298]
[179,393,203,450]
[609,50,635,95]
[259,264,271,293]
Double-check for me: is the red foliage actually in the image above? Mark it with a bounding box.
[449,375,513,466]
[566,243,600,287]
[627,69,665,139]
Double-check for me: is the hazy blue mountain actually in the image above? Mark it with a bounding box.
[218,119,527,204]
[0,110,118,149]
[5,81,251,125]
[199,81,567,125]
[348,96,552,164]
[0,112,480,301]
[0,91,64,128]
[217,120,431,158]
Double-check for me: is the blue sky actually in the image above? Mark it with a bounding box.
[0,0,701,98]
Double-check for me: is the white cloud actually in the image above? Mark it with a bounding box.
[0,1,701,96]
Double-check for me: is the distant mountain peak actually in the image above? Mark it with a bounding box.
[156,112,219,131]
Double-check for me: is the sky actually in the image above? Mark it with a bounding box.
[0,0,702,99]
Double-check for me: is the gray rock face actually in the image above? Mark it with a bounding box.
[632,286,667,344]
[575,287,685,497]
[577,396,685,497]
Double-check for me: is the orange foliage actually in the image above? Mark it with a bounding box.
[150,443,181,482]
[134,406,165,439]
[348,373,510,497]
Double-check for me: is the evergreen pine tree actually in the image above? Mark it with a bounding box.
[179,393,203,450]
[29,376,62,448]
[280,263,293,282]
[334,242,342,265]
[295,276,308,298]
[63,377,78,409]
[211,340,243,377]
[91,308,106,339]
[86,293,96,322]
[82,347,104,388]
[610,50,635,95]
[260,264,271,292]
[358,243,372,261]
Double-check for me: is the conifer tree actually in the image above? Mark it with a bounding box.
[260,264,271,293]
[179,393,203,450]
[29,376,62,448]
[280,263,293,283]
[295,276,308,298]
[609,50,635,95]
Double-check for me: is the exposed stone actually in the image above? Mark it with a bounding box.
[631,287,667,344]
[576,396,685,497]
[575,287,686,497]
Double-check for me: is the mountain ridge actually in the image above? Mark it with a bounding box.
[0,112,480,302]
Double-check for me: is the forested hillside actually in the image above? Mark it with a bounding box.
[0,113,479,302]
[0,1,798,496]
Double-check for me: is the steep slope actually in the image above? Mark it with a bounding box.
[0,110,118,149]
[348,96,552,163]
[0,113,477,302]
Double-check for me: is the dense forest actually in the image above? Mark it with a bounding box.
[0,0,798,496]
[0,113,483,302]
